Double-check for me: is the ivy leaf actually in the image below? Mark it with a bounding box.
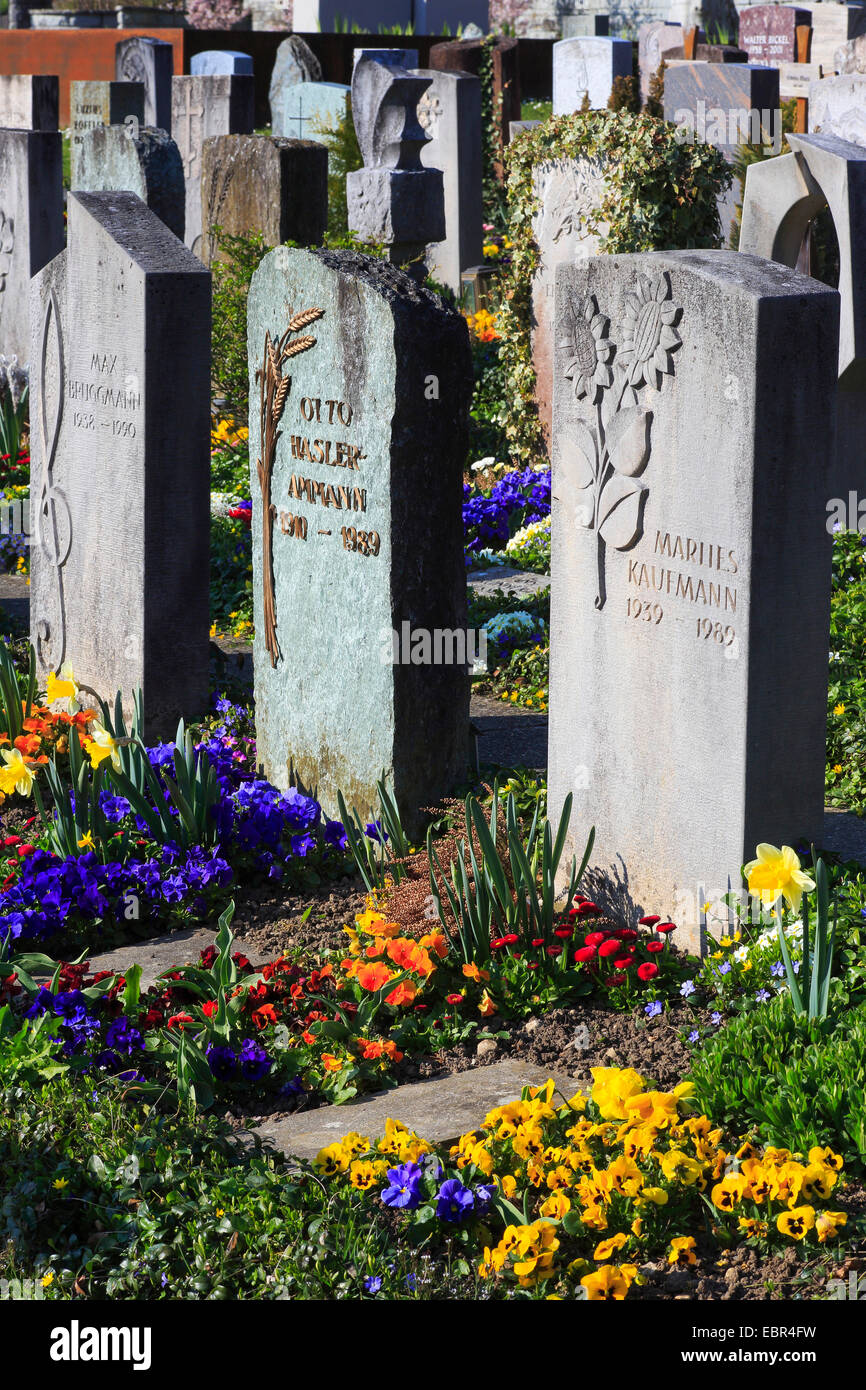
[597,473,649,550]
[558,420,598,497]
[606,406,652,478]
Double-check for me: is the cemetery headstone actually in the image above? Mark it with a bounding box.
[352,48,420,71]
[664,62,781,243]
[429,37,521,172]
[530,154,608,448]
[809,74,866,146]
[191,51,254,77]
[200,135,327,264]
[737,5,812,67]
[0,74,58,131]
[70,81,145,190]
[809,3,866,74]
[246,245,471,831]
[638,21,684,103]
[412,68,483,296]
[0,129,63,361]
[29,191,211,737]
[274,81,351,144]
[115,36,172,133]
[553,36,634,113]
[72,126,185,240]
[548,249,839,952]
[836,34,866,73]
[268,35,323,128]
[347,58,445,266]
[171,74,255,258]
[561,15,611,38]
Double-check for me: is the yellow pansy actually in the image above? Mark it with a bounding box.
[590,1066,645,1120]
[668,1236,697,1265]
[581,1263,637,1300]
[815,1210,847,1243]
[743,843,816,912]
[776,1205,815,1240]
[593,1232,628,1261]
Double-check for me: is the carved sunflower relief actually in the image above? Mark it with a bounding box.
[557,271,683,609]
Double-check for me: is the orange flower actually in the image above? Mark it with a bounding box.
[302,1030,316,1044]
[462,963,490,983]
[369,918,401,938]
[13,733,42,757]
[341,958,359,977]
[252,1002,279,1029]
[386,980,418,1007]
[478,990,497,1017]
[322,1054,343,1072]
[386,938,435,978]
[356,962,396,992]
[420,931,448,960]
[382,1039,403,1061]
[318,962,333,978]
[359,1039,385,1060]
[365,942,383,958]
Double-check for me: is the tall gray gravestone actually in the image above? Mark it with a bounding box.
[268,34,323,126]
[0,74,58,131]
[548,250,839,952]
[413,68,483,296]
[29,191,211,735]
[115,36,173,133]
[274,80,351,144]
[200,134,327,265]
[0,130,63,361]
[247,246,471,830]
[191,51,254,77]
[638,22,683,104]
[171,74,255,259]
[73,127,185,240]
[552,36,633,113]
[70,81,144,189]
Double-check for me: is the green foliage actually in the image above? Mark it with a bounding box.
[827,530,866,811]
[608,74,640,114]
[643,60,665,120]
[0,381,28,468]
[210,509,253,638]
[427,783,594,964]
[495,111,731,462]
[0,638,35,741]
[337,777,411,893]
[318,102,363,240]
[479,35,508,228]
[210,227,272,419]
[688,993,866,1171]
[468,333,510,460]
[110,720,221,851]
[775,859,836,1021]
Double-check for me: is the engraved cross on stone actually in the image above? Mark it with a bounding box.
[289,89,312,140]
[178,84,204,180]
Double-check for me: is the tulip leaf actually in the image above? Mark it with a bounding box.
[559,423,598,497]
[597,473,648,551]
[606,405,652,478]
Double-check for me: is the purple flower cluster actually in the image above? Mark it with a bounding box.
[25,986,144,1076]
[380,1162,491,1223]
[206,1038,272,1082]
[463,467,551,559]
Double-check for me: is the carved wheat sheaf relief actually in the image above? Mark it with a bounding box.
[256,308,325,668]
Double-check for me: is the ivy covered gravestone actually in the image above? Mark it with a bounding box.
[548,250,839,952]
[247,247,472,831]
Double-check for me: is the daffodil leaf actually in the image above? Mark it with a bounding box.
[597,473,649,551]
[558,421,597,499]
[606,406,652,478]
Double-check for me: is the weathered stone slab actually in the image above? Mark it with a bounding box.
[171,74,255,259]
[809,74,866,147]
[413,68,483,296]
[268,34,323,127]
[548,250,839,953]
[552,36,633,113]
[115,36,172,132]
[70,81,144,189]
[39,927,268,992]
[200,134,327,265]
[273,80,351,144]
[29,191,211,736]
[0,74,58,131]
[191,50,254,77]
[836,33,866,74]
[352,47,419,71]
[737,5,811,67]
[247,247,471,832]
[0,130,63,362]
[245,1061,586,1161]
[429,37,520,168]
[562,14,610,38]
[638,21,684,103]
[72,125,185,240]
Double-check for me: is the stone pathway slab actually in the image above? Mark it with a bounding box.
[241,1059,585,1162]
[38,926,268,992]
[467,565,550,600]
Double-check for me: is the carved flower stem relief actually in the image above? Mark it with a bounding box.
[558,271,683,609]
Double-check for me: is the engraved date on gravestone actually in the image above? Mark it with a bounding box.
[67,351,140,436]
[623,527,741,647]
[280,393,379,558]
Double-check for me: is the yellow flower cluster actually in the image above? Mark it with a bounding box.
[211,416,249,450]
[314,1117,434,1186]
[499,687,547,711]
[465,308,499,343]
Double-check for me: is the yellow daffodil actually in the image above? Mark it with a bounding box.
[744,843,816,912]
[77,832,95,851]
[83,721,122,772]
[0,746,37,796]
[46,663,79,707]
[41,1272,54,1288]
